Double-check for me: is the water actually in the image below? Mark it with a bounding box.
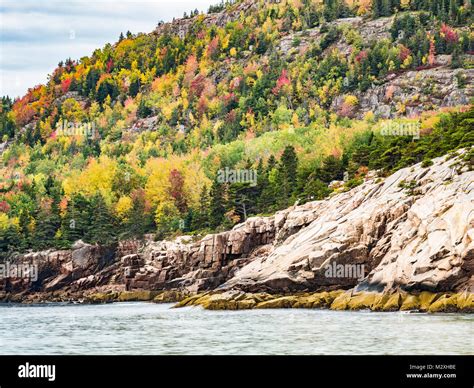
[0,302,472,355]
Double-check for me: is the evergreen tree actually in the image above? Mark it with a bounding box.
[191,185,210,231]
[448,0,458,23]
[302,177,331,203]
[209,180,226,228]
[318,155,344,184]
[83,68,100,97]
[129,77,141,97]
[438,0,448,21]
[86,193,116,245]
[258,156,277,213]
[373,0,383,17]
[390,0,401,12]
[275,146,298,208]
[381,0,392,16]
[32,200,61,250]
[59,194,90,247]
[0,225,22,256]
[122,190,151,239]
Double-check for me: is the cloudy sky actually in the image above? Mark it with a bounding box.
[0,0,217,98]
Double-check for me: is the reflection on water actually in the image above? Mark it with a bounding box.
[0,302,472,355]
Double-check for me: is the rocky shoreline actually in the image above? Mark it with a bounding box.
[2,289,472,314]
[172,290,474,313]
[1,152,473,311]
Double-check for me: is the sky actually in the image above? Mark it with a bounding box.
[0,0,218,98]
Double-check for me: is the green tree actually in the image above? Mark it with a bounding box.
[275,146,298,208]
[209,180,226,228]
[32,200,61,250]
[318,155,344,184]
[86,193,116,245]
[302,177,331,203]
[59,193,90,247]
[191,185,210,231]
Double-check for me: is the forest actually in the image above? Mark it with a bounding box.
[0,0,472,255]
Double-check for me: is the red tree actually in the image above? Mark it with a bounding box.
[61,78,72,94]
[398,45,411,62]
[355,50,368,63]
[168,169,187,212]
[0,200,10,213]
[106,59,114,73]
[272,69,291,95]
[441,24,458,44]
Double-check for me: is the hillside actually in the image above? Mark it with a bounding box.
[1,150,473,313]
[0,0,473,256]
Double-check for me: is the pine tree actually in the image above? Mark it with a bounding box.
[318,155,344,184]
[0,225,22,256]
[302,177,331,202]
[59,194,90,247]
[32,200,61,250]
[275,146,298,208]
[191,185,210,230]
[122,190,151,240]
[129,77,141,97]
[254,158,265,214]
[258,156,277,213]
[323,0,338,21]
[373,0,383,17]
[438,0,448,21]
[430,0,438,16]
[209,180,226,228]
[86,193,116,245]
[381,0,392,16]
[448,0,458,23]
[390,0,401,12]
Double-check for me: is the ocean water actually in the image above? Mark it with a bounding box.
[0,302,472,355]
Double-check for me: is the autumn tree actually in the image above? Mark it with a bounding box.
[168,169,187,213]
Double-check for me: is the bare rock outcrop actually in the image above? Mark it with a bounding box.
[331,64,474,119]
[223,152,474,293]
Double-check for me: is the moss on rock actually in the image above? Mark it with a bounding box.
[347,292,378,310]
[252,293,278,303]
[88,292,117,303]
[237,299,257,309]
[330,292,352,310]
[292,293,322,308]
[170,290,473,313]
[382,292,404,312]
[202,298,238,310]
[372,293,391,311]
[456,292,474,312]
[256,296,298,309]
[326,290,344,303]
[419,291,440,311]
[118,290,159,302]
[428,294,459,313]
[400,294,420,311]
[153,290,186,303]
